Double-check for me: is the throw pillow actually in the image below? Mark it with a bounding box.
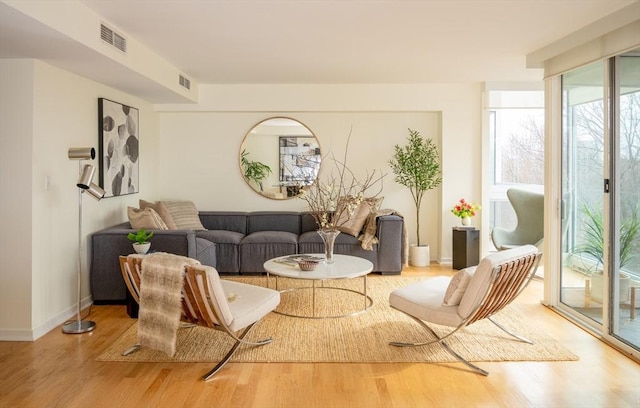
[442,268,472,306]
[139,199,178,230]
[127,207,168,230]
[337,196,383,237]
[162,200,206,231]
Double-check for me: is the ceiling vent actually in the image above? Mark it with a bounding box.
[179,74,191,90]
[100,23,127,53]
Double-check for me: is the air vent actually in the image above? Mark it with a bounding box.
[179,74,191,90]
[100,23,127,53]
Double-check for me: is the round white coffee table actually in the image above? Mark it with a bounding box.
[263,254,374,319]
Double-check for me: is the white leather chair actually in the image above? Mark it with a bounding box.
[388,245,542,375]
[119,254,280,381]
[491,188,544,251]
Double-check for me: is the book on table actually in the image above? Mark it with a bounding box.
[273,254,324,266]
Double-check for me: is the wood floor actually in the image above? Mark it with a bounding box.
[1,264,639,408]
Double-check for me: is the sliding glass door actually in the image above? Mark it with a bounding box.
[559,49,640,352]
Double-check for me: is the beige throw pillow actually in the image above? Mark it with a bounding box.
[442,268,472,306]
[162,200,206,231]
[337,196,383,237]
[127,207,168,230]
[139,200,178,230]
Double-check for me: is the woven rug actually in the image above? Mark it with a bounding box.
[97,276,578,363]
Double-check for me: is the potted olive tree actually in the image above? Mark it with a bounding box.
[389,128,442,266]
[576,205,639,302]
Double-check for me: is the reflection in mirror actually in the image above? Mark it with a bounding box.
[240,117,321,200]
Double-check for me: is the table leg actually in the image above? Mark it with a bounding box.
[312,280,316,318]
[364,275,368,311]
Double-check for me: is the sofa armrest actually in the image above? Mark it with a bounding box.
[375,215,404,274]
[90,227,197,302]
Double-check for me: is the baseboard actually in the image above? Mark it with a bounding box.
[0,295,94,342]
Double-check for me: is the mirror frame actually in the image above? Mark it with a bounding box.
[240,117,321,200]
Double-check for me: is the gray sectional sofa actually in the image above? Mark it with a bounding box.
[90,211,405,303]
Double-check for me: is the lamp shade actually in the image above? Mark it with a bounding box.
[77,164,96,189]
[86,183,105,200]
[68,147,96,160]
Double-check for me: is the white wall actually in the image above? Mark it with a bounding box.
[156,83,484,263]
[0,59,34,339]
[0,59,160,340]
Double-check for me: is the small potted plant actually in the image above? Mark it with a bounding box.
[127,229,154,254]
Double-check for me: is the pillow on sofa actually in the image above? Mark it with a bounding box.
[442,268,472,306]
[162,200,206,231]
[336,196,383,237]
[127,207,168,230]
[139,199,178,229]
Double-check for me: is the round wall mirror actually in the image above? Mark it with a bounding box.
[240,117,321,200]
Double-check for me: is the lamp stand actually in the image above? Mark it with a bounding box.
[63,160,96,334]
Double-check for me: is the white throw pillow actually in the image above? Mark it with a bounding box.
[442,268,472,306]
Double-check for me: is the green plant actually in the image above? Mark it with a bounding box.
[127,229,154,245]
[241,149,272,192]
[388,128,442,246]
[575,204,639,271]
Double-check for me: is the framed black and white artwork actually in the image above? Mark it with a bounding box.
[98,98,139,197]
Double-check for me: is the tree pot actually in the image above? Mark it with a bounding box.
[409,244,430,267]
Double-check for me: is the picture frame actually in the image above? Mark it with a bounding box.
[98,98,139,197]
[279,136,321,184]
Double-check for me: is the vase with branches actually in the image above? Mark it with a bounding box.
[298,129,385,262]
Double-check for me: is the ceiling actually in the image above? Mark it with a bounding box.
[0,0,637,101]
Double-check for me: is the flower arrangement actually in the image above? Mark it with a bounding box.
[451,198,481,219]
[298,130,384,231]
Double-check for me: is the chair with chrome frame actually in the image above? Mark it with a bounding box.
[388,245,542,375]
[491,188,544,251]
[119,254,280,381]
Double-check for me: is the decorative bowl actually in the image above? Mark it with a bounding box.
[297,259,319,271]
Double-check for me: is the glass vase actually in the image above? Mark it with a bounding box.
[317,229,340,264]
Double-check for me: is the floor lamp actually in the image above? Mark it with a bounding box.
[63,147,105,334]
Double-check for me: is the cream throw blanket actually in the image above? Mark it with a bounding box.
[359,209,408,265]
[138,252,200,357]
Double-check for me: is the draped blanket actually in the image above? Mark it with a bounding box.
[138,252,200,356]
[359,209,408,265]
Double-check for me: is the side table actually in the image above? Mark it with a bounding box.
[452,227,479,270]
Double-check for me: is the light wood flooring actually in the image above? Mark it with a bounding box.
[1,264,639,408]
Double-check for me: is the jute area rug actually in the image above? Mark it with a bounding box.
[97,276,578,363]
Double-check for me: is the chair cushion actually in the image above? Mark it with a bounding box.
[442,267,473,306]
[389,276,464,327]
[221,279,281,332]
[458,245,538,319]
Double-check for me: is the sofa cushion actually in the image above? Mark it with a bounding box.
[196,230,245,273]
[240,231,298,273]
[127,206,168,230]
[163,200,206,231]
[336,196,383,237]
[139,200,178,229]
